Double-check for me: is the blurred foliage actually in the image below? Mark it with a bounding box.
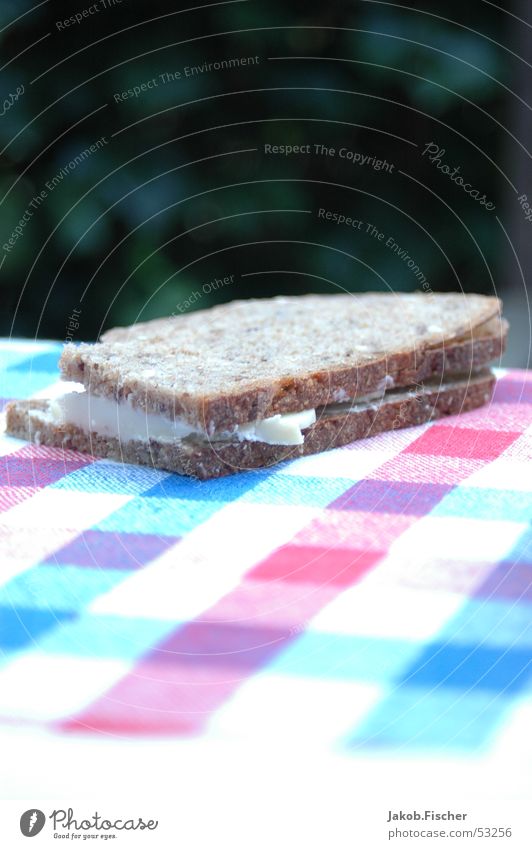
[0,0,512,339]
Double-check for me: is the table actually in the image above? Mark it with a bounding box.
[0,339,531,815]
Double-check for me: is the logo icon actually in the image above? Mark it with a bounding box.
[20,810,46,837]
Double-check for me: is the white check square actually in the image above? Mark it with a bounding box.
[311,584,464,641]
[0,654,130,721]
[461,458,532,493]
[209,673,384,745]
[1,489,132,530]
[390,516,527,562]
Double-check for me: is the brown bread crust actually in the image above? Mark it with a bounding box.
[5,372,495,480]
[59,294,505,431]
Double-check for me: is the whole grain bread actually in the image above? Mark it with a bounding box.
[60,293,503,431]
[5,371,495,479]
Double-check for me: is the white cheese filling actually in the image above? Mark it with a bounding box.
[46,383,317,446]
[34,370,473,447]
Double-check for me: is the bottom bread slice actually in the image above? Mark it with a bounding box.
[5,371,495,479]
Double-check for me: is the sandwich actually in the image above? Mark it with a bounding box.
[5,293,507,479]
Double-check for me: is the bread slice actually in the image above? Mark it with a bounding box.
[60,293,503,432]
[5,371,495,479]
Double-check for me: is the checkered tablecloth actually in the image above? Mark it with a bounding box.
[0,339,531,762]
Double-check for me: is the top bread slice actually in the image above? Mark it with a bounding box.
[60,293,504,432]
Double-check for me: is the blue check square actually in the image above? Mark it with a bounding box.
[94,495,221,535]
[345,687,512,751]
[240,475,354,507]
[7,349,61,373]
[37,613,178,660]
[0,566,128,612]
[433,487,532,522]
[0,605,75,652]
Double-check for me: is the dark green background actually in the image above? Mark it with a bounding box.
[1,1,529,362]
